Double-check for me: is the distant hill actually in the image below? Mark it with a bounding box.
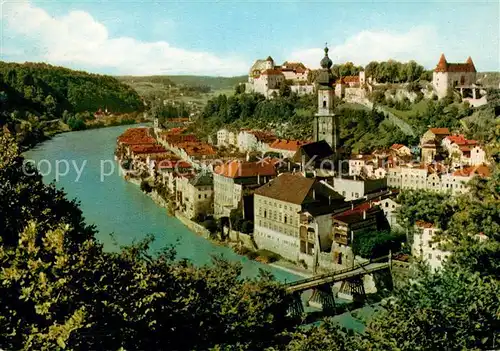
[117,75,247,91]
[0,61,143,146]
[0,61,143,117]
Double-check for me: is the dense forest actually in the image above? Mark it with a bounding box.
[307,60,429,84]
[0,61,143,146]
[0,129,498,350]
[195,91,317,140]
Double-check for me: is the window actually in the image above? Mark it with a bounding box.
[284,215,287,224]
[264,210,267,218]
[385,203,389,208]
[198,195,201,199]
[428,253,432,259]
[322,101,326,108]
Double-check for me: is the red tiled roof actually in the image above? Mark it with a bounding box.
[416,220,435,228]
[254,173,315,205]
[117,128,155,145]
[157,160,192,170]
[248,130,277,143]
[452,164,490,177]
[429,128,450,135]
[333,202,377,224]
[214,160,276,179]
[178,142,216,156]
[391,144,406,150]
[130,144,167,154]
[445,135,477,146]
[282,61,307,70]
[261,69,284,76]
[162,134,198,145]
[343,76,360,83]
[434,54,476,73]
[270,139,310,152]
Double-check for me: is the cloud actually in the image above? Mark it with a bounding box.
[289,26,439,69]
[2,1,248,76]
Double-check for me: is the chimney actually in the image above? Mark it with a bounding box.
[351,202,354,210]
[258,173,261,185]
[363,210,366,220]
[329,195,331,205]
[312,189,316,200]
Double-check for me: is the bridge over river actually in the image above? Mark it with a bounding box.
[286,255,392,315]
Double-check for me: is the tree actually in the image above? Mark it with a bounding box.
[359,267,500,350]
[240,220,254,234]
[0,134,294,350]
[352,230,404,259]
[397,190,455,230]
[202,219,217,233]
[230,208,244,231]
[365,61,379,80]
[44,94,57,116]
[279,80,292,98]
[140,180,152,193]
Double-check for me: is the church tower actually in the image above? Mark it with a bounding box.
[313,45,339,153]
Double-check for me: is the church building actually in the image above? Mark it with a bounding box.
[313,45,339,154]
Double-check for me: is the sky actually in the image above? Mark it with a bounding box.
[1,0,499,76]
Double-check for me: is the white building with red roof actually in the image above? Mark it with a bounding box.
[442,134,485,167]
[245,56,313,98]
[432,53,477,98]
[268,139,311,158]
[213,160,276,218]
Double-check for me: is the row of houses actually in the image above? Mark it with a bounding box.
[217,128,311,156]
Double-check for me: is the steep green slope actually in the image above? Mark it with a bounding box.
[0,61,143,117]
[0,61,143,146]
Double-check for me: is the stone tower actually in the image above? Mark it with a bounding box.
[313,45,339,153]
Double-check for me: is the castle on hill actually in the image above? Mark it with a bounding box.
[244,56,314,98]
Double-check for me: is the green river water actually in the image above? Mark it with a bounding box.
[24,124,369,331]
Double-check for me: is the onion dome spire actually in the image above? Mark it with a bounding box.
[320,43,333,69]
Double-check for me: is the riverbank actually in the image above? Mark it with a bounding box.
[121,172,313,279]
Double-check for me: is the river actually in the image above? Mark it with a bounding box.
[24,124,370,331]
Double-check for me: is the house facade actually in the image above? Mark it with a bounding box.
[253,173,345,265]
[332,176,387,201]
[176,173,214,220]
[432,54,477,98]
[213,161,276,218]
[411,222,450,271]
[217,129,237,147]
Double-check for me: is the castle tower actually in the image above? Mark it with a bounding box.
[313,45,339,153]
[265,56,274,70]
